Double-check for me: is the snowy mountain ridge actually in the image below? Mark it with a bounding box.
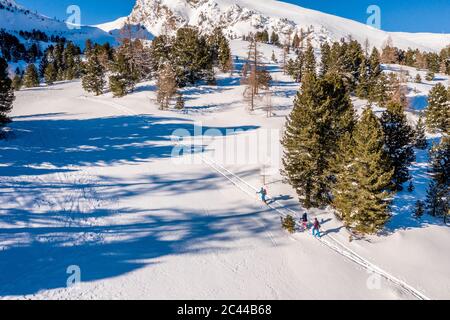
[124,0,450,52]
[0,0,116,47]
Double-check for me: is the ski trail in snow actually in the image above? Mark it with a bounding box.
[200,155,431,301]
[79,95,141,116]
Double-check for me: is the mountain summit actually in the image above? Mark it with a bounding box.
[124,0,450,51]
[0,0,115,46]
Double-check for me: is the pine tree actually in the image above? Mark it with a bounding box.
[286,51,303,82]
[407,181,415,192]
[172,27,214,87]
[414,115,428,149]
[0,57,14,128]
[380,102,415,190]
[292,33,300,49]
[368,47,382,100]
[52,42,64,81]
[149,34,173,75]
[414,200,425,219]
[425,83,449,133]
[426,181,440,217]
[12,74,22,91]
[12,68,22,91]
[319,42,331,76]
[341,40,364,91]
[426,137,449,222]
[270,31,279,46]
[23,63,40,88]
[109,51,137,97]
[218,36,232,73]
[425,70,435,81]
[328,41,344,74]
[84,39,93,57]
[405,49,416,67]
[332,107,394,234]
[208,27,227,68]
[369,47,382,76]
[44,63,57,85]
[63,42,77,80]
[157,63,177,110]
[271,50,277,63]
[81,53,105,96]
[302,41,316,76]
[415,73,422,83]
[356,58,370,99]
[371,73,389,106]
[175,92,185,110]
[39,51,49,78]
[281,215,296,234]
[282,73,355,208]
[282,38,289,75]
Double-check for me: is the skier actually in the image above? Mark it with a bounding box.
[301,212,308,231]
[257,186,268,205]
[312,218,321,238]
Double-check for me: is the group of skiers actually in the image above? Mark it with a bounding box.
[302,212,322,238]
[258,186,322,238]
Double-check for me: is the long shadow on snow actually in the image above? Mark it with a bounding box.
[0,115,265,296]
[0,115,259,172]
[0,203,277,296]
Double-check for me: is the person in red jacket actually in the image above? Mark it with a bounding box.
[312,218,321,238]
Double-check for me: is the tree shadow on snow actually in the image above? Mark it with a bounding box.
[0,203,277,297]
[0,114,265,296]
[384,138,447,234]
[0,115,259,173]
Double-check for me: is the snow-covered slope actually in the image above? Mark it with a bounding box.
[95,17,129,33]
[126,0,450,52]
[0,0,116,47]
[95,17,154,40]
[1,40,449,299]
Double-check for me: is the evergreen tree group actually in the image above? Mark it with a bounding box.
[425,83,449,133]
[280,37,439,233]
[380,102,415,190]
[0,57,14,130]
[378,41,450,76]
[109,50,139,97]
[414,115,428,149]
[150,27,219,88]
[39,41,82,85]
[0,29,43,63]
[425,137,449,223]
[81,54,106,96]
[332,108,394,233]
[282,72,354,208]
[23,63,40,88]
[12,68,23,91]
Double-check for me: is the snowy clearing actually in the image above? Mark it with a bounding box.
[0,40,449,300]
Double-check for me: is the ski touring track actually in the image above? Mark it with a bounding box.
[79,94,430,301]
[200,156,431,300]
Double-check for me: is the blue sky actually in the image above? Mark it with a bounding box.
[18,0,450,33]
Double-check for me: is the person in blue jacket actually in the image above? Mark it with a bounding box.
[257,187,268,204]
